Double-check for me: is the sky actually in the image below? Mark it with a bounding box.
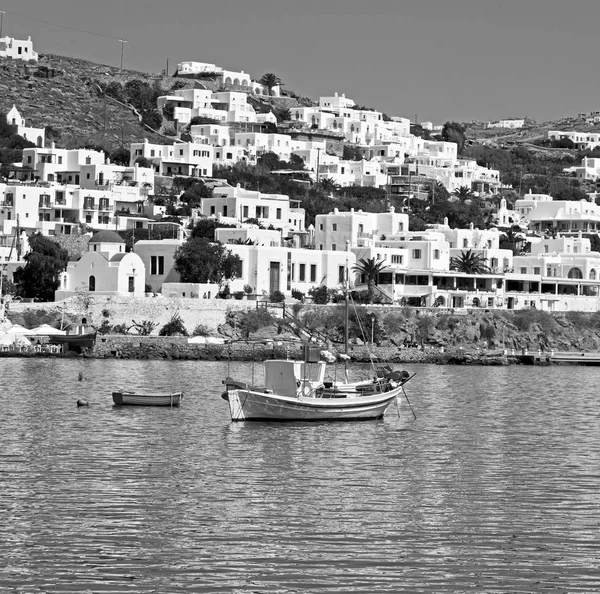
[2,0,599,124]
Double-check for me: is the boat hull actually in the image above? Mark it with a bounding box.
[227,388,399,421]
[112,391,184,407]
[49,332,97,350]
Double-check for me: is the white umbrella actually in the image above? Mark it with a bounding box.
[0,333,14,345]
[7,324,33,335]
[31,324,66,336]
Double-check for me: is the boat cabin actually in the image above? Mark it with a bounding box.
[264,360,326,397]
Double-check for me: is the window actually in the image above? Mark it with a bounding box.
[412,249,421,259]
[534,267,541,275]
[128,277,134,292]
[210,206,215,215]
[319,224,323,231]
[433,250,440,259]
[88,276,96,292]
[338,266,345,284]
[310,264,317,282]
[332,244,337,251]
[299,263,306,281]
[463,238,468,248]
[243,206,249,218]
[151,256,165,275]
[223,206,228,217]
[332,223,337,231]
[391,255,403,264]
[520,267,527,274]
[85,214,92,224]
[276,208,282,219]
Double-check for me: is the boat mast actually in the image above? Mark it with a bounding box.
[345,241,349,355]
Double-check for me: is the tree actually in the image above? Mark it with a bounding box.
[352,257,387,304]
[452,185,474,201]
[450,249,489,274]
[110,147,130,166]
[442,121,467,154]
[317,177,339,195]
[259,73,282,95]
[190,218,236,242]
[174,237,242,285]
[134,156,153,169]
[14,233,69,301]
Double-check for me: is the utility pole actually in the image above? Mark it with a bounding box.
[316,147,321,185]
[0,11,6,38]
[119,39,128,71]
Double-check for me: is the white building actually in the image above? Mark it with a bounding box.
[0,36,37,61]
[130,140,213,177]
[200,185,305,236]
[487,119,525,129]
[55,230,145,300]
[20,145,105,184]
[6,105,44,147]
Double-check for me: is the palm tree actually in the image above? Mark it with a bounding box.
[259,73,282,96]
[500,225,525,245]
[452,185,475,201]
[317,176,339,195]
[450,249,490,274]
[352,257,387,303]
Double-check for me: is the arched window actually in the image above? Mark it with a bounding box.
[590,269,597,280]
[568,267,583,279]
[88,275,96,292]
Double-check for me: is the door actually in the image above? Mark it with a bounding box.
[269,262,280,295]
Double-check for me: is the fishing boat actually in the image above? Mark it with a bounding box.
[222,344,414,422]
[112,390,184,407]
[222,256,416,422]
[49,331,97,350]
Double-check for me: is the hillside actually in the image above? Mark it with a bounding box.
[0,53,172,150]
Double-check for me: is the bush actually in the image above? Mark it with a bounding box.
[131,319,158,336]
[159,311,188,336]
[308,285,329,304]
[233,291,245,300]
[97,319,111,335]
[270,290,285,303]
[291,288,305,301]
[192,323,210,337]
[238,309,275,338]
[111,323,130,335]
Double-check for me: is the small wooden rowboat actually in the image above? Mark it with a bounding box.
[112,390,184,407]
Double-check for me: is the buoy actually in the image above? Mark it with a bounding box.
[76,399,89,407]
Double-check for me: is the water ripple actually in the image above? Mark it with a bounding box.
[1,360,600,592]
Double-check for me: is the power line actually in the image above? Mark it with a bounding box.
[3,9,122,40]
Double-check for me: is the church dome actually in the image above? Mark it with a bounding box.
[89,230,125,244]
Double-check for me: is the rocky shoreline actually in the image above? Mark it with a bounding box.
[0,335,549,366]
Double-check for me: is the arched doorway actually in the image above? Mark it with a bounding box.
[88,275,96,292]
[568,267,583,279]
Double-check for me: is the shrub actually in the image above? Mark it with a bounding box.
[480,323,496,342]
[233,291,245,300]
[131,319,158,336]
[159,311,188,336]
[97,319,111,335]
[308,285,329,304]
[192,323,210,337]
[111,323,130,335]
[238,309,275,339]
[270,290,285,303]
[291,288,305,301]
